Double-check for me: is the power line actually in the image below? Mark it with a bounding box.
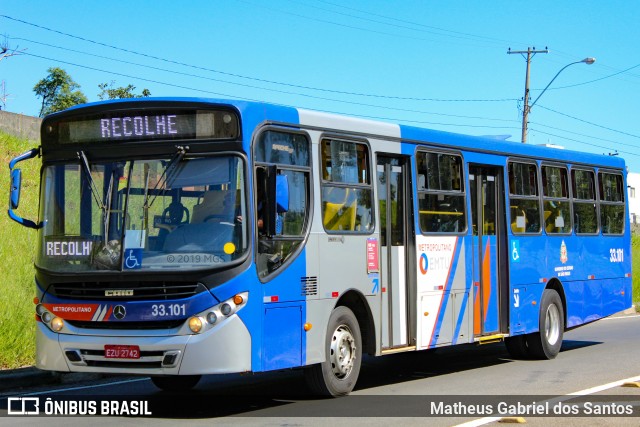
[6,16,637,144]
[528,127,639,157]
[286,0,504,46]
[313,0,521,47]
[1,14,515,103]
[537,104,640,139]
[19,47,635,141]
[529,121,638,149]
[16,41,519,124]
[533,62,640,91]
[21,51,521,131]
[236,0,501,50]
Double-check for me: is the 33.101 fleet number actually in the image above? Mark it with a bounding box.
[610,248,624,263]
[150,304,186,317]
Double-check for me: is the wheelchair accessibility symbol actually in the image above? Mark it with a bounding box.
[124,248,142,269]
[511,240,520,263]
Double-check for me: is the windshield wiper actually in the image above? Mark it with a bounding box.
[78,150,116,239]
[78,150,106,212]
[144,145,188,209]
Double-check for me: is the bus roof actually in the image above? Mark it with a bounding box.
[52,97,627,171]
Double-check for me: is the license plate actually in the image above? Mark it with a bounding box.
[104,345,140,359]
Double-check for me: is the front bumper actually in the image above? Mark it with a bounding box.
[36,314,252,376]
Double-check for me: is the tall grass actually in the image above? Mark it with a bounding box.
[0,132,40,368]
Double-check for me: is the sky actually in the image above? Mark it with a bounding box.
[1,1,639,171]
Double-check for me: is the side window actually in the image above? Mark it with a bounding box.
[254,130,311,279]
[542,165,571,234]
[417,152,466,233]
[508,162,541,233]
[320,139,373,233]
[599,172,625,235]
[571,169,598,234]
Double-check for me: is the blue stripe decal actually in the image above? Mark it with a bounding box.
[429,237,462,347]
[452,290,470,345]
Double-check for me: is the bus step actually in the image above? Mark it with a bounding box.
[474,334,508,345]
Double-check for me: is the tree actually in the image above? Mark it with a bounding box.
[1,35,26,62]
[98,81,151,100]
[33,67,87,117]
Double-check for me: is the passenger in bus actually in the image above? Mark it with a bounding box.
[256,201,284,235]
[525,208,541,232]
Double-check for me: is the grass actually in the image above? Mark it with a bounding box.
[0,131,40,369]
[0,128,639,368]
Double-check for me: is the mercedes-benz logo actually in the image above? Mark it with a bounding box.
[113,305,127,320]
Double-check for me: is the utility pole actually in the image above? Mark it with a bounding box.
[0,81,11,110]
[508,47,549,143]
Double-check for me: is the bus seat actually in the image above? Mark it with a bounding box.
[511,208,526,233]
[418,174,426,190]
[323,202,356,231]
[192,190,228,223]
[544,210,554,232]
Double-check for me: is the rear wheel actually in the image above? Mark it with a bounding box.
[528,289,564,359]
[151,375,201,392]
[305,306,362,397]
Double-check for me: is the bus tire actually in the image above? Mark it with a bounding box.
[151,375,201,392]
[305,306,362,397]
[504,334,530,359]
[528,289,564,360]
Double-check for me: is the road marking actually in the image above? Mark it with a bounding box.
[566,374,640,395]
[10,377,149,396]
[453,374,640,427]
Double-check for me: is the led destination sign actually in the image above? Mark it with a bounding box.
[44,108,239,145]
[99,114,179,139]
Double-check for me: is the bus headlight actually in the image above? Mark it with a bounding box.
[51,317,64,332]
[220,303,233,316]
[188,316,203,333]
[206,312,217,325]
[42,311,53,323]
[186,292,248,334]
[35,304,46,316]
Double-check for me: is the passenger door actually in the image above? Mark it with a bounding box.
[469,165,509,336]
[376,155,414,349]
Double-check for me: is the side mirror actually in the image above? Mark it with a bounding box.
[10,168,22,210]
[7,147,42,229]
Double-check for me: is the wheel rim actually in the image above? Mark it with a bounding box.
[330,324,357,379]
[545,303,561,345]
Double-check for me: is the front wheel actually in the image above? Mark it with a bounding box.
[150,375,201,392]
[305,306,362,397]
[528,289,564,359]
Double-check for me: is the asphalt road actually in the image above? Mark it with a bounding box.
[2,313,640,426]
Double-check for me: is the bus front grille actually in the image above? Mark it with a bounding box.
[66,319,185,330]
[48,281,207,301]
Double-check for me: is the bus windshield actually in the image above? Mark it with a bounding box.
[36,155,248,272]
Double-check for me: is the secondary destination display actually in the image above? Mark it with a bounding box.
[43,108,239,145]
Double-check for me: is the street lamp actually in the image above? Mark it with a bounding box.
[521,57,595,143]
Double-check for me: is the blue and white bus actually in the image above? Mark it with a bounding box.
[9,98,632,395]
